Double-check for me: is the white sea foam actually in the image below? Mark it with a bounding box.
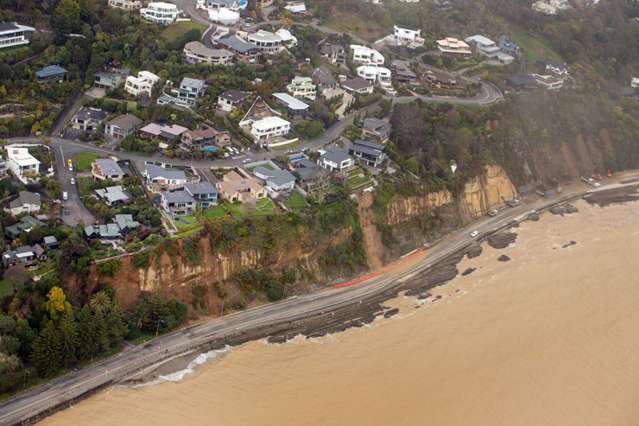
[149,346,231,385]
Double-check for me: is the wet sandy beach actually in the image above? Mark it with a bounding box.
[41,200,639,426]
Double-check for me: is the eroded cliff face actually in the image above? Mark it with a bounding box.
[386,165,517,226]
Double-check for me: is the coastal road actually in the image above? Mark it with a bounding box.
[0,182,608,426]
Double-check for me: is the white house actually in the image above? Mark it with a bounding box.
[0,22,35,50]
[253,167,296,192]
[350,45,385,65]
[6,191,41,216]
[319,149,353,172]
[246,30,286,54]
[143,163,189,190]
[284,2,306,13]
[465,35,514,64]
[108,0,143,9]
[183,41,234,65]
[250,116,291,143]
[207,7,240,25]
[393,26,424,48]
[286,76,316,101]
[125,71,160,97]
[356,65,395,95]
[140,2,180,25]
[6,147,40,184]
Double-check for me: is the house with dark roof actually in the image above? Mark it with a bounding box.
[180,126,230,152]
[71,107,109,132]
[292,159,329,194]
[0,22,35,50]
[5,216,45,239]
[253,166,296,192]
[349,140,387,168]
[143,163,189,190]
[36,65,68,82]
[362,118,391,142]
[161,190,196,216]
[5,191,41,216]
[92,158,125,182]
[104,114,143,140]
[319,148,354,172]
[217,90,251,112]
[217,34,260,63]
[319,43,345,64]
[312,67,338,89]
[84,214,139,240]
[184,181,218,208]
[341,77,374,95]
[498,35,521,57]
[95,186,131,206]
[94,68,130,89]
[391,60,417,85]
[2,245,45,268]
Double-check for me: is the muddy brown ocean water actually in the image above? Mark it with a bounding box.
[40,200,639,426]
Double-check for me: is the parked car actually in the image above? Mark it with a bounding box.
[62,191,68,201]
[470,230,479,238]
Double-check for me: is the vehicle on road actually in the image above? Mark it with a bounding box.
[62,191,68,201]
[470,230,479,238]
[70,177,76,185]
[67,159,73,171]
[488,209,498,217]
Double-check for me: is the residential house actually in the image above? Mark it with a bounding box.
[95,185,131,206]
[36,65,68,83]
[532,73,564,90]
[5,216,45,239]
[320,43,345,65]
[84,214,140,240]
[91,158,125,182]
[140,2,180,24]
[71,107,109,132]
[217,34,260,63]
[436,37,472,56]
[246,30,286,54]
[161,190,196,217]
[0,156,7,178]
[362,118,391,142]
[342,77,374,95]
[424,69,459,88]
[291,159,329,194]
[139,122,189,148]
[114,214,140,234]
[6,191,41,216]
[253,167,296,192]
[216,171,267,202]
[391,60,417,85]
[180,126,230,152]
[143,163,189,190]
[498,35,521,57]
[108,0,143,9]
[183,41,234,65]
[273,93,309,118]
[184,181,218,208]
[356,65,395,95]
[0,22,35,50]
[286,76,316,101]
[159,77,206,107]
[94,68,130,89]
[312,67,338,90]
[104,114,143,140]
[249,116,291,144]
[545,62,569,77]
[125,71,160,97]
[393,26,424,48]
[2,245,45,268]
[275,29,297,48]
[6,146,40,183]
[319,148,354,172]
[217,90,251,112]
[349,139,386,167]
[197,0,243,11]
[350,45,385,65]
[284,1,306,13]
[465,35,514,64]
[43,236,59,250]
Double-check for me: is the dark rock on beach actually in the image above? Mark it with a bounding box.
[550,203,579,216]
[562,240,577,248]
[527,212,540,221]
[383,308,400,318]
[462,267,476,276]
[466,244,482,259]
[487,232,518,249]
[497,255,511,262]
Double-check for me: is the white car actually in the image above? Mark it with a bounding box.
[62,191,68,201]
[470,230,479,238]
[70,177,76,185]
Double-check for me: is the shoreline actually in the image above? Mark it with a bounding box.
[2,180,639,426]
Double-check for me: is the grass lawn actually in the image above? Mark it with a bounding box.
[0,280,14,298]
[161,21,207,43]
[284,192,308,210]
[203,205,230,219]
[511,31,562,64]
[73,152,99,172]
[324,11,391,42]
[175,215,199,230]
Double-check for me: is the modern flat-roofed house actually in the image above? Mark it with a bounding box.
[350,45,385,65]
[393,26,424,48]
[95,185,131,206]
[184,181,218,208]
[94,68,130,90]
[286,76,316,101]
[356,65,394,95]
[253,167,296,192]
[180,126,230,152]
[71,107,109,132]
[197,0,242,11]
[362,118,391,142]
[143,163,188,190]
[108,0,143,9]
[284,1,306,13]
[349,139,386,168]
[159,77,206,107]
[140,2,180,24]
[36,65,68,83]
[161,190,196,217]
[125,71,160,97]
[92,158,125,182]
[436,37,472,56]
[319,148,353,172]
[0,22,35,50]
[532,73,564,90]
[217,34,260,63]
[105,114,143,140]
[6,191,41,216]
[250,116,291,143]
[6,146,40,183]
[273,92,309,118]
[246,30,285,54]
[217,90,251,112]
[216,170,267,202]
[498,35,521,57]
[465,35,514,64]
[342,77,374,95]
[183,41,234,65]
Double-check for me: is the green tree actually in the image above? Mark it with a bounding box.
[53,0,82,35]
[30,320,63,376]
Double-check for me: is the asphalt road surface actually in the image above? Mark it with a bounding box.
[0,182,607,426]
